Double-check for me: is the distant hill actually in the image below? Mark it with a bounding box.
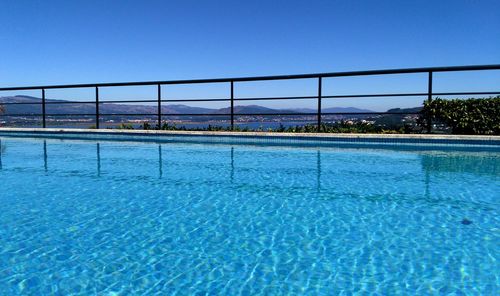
[386,107,422,113]
[163,104,213,114]
[215,105,299,114]
[0,96,378,117]
[0,96,212,116]
[290,107,374,113]
[374,107,423,128]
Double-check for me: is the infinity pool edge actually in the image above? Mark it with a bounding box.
[0,127,499,148]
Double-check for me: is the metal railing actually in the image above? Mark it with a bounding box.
[0,64,499,132]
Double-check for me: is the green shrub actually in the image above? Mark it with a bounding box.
[144,120,404,133]
[117,123,134,130]
[142,122,152,130]
[420,96,500,135]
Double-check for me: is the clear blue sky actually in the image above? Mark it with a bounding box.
[1,0,499,110]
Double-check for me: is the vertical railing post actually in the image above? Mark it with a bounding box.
[0,139,3,170]
[158,144,163,178]
[95,86,100,129]
[317,77,322,132]
[230,80,234,130]
[96,143,101,177]
[157,84,162,129]
[43,140,48,172]
[427,71,433,133]
[41,88,46,128]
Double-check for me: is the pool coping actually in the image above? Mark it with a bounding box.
[0,127,499,141]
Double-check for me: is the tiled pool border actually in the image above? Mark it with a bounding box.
[0,128,499,149]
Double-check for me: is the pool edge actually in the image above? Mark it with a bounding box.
[0,127,500,148]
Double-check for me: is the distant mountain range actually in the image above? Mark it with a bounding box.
[0,95,376,116]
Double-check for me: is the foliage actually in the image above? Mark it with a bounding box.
[0,105,4,126]
[419,96,500,135]
[117,123,134,130]
[137,120,405,134]
[142,122,152,130]
[374,107,422,132]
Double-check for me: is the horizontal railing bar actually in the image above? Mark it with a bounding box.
[122,113,228,116]
[1,64,499,91]
[0,114,94,117]
[0,102,43,105]
[0,101,97,105]
[152,112,419,116]
[0,114,152,116]
[234,96,317,101]
[157,91,500,102]
[0,114,42,116]
[324,93,427,99]
[45,101,96,104]
[432,91,500,96]
[166,112,421,116]
[0,114,96,117]
[162,98,230,102]
[0,112,420,117]
[324,91,500,99]
[0,114,154,117]
[322,112,420,115]
[98,114,157,116]
[121,112,418,116]
[1,91,498,106]
[99,99,158,104]
[47,114,98,116]
[232,112,420,116]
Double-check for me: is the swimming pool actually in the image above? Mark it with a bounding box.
[0,135,498,295]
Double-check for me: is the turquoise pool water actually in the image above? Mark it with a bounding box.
[0,136,498,295]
